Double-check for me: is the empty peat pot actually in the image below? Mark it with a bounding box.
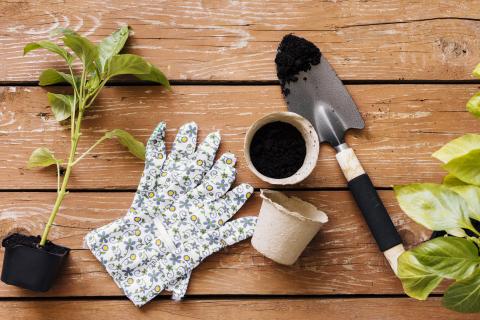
[244,112,319,185]
[252,190,328,265]
[1,233,70,292]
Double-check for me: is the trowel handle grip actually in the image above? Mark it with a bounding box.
[335,146,404,274]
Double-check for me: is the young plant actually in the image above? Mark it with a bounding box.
[394,64,480,313]
[25,26,170,247]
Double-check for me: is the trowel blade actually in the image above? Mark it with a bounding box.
[282,54,365,147]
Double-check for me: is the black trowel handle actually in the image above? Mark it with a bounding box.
[335,143,405,274]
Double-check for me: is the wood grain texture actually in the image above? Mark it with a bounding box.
[0,298,475,320]
[0,191,432,297]
[1,85,479,189]
[1,0,480,82]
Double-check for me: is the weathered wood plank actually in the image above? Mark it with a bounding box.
[0,191,432,297]
[1,1,480,82]
[0,85,478,189]
[0,298,475,320]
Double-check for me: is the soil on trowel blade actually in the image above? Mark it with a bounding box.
[275,34,321,96]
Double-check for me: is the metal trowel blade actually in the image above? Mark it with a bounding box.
[283,55,365,147]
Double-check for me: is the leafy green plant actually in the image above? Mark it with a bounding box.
[25,26,169,247]
[394,65,480,313]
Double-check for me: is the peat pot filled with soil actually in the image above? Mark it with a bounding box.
[1,233,70,292]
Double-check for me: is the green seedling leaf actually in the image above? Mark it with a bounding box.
[443,269,480,313]
[407,237,480,280]
[135,63,171,89]
[467,93,480,118]
[24,41,73,64]
[97,25,129,73]
[105,129,145,160]
[443,174,468,187]
[398,251,443,300]
[444,149,480,186]
[450,185,480,221]
[27,147,60,169]
[433,134,480,164]
[39,68,79,87]
[105,54,152,78]
[394,183,475,231]
[47,93,74,121]
[62,33,98,71]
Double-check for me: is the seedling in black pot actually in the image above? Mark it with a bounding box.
[1,26,169,292]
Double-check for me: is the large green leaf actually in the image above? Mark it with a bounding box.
[27,147,59,169]
[105,54,152,78]
[444,149,480,186]
[47,93,74,121]
[473,63,480,79]
[97,26,129,73]
[62,34,98,70]
[432,134,480,164]
[39,68,78,87]
[24,41,73,63]
[443,269,480,313]
[443,174,468,187]
[450,185,480,221]
[394,183,475,231]
[467,93,480,118]
[105,129,145,160]
[407,237,480,280]
[398,251,443,300]
[135,63,171,88]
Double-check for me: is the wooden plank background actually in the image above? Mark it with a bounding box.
[0,0,478,319]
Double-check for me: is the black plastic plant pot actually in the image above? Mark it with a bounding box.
[1,233,70,292]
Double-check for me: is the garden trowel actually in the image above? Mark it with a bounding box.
[275,34,405,274]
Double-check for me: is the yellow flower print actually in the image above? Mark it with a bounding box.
[206,185,213,191]
[127,278,134,285]
[181,136,188,143]
[167,190,175,196]
[102,245,108,251]
[183,255,190,261]
[130,254,136,260]
[161,171,167,177]
[148,192,154,198]
[135,229,141,236]
[169,206,176,212]
[158,153,163,159]
[246,192,252,199]
[155,285,161,292]
[226,158,233,165]
[218,219,224,225]
[134,216,141,222]
[155,239,162,246]
[196,159,203,166]
[191,215,197,221]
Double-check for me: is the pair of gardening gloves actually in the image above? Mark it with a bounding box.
[84,122,257,307]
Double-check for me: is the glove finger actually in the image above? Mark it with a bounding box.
[165,273,191,300]
[211,183,253,225]
[139,122,167,192]
[170,122,197,157]
[154,122,198,191]
[186,153,237,203]
[189,131,221,181]
[203,217,257,254]
[166,131,222,192]
[219,217,257,246]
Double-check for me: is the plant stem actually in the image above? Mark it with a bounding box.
[39,105,85,246]
[72,135,108,166]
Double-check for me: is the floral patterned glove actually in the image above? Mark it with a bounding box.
[84,122,256,307]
